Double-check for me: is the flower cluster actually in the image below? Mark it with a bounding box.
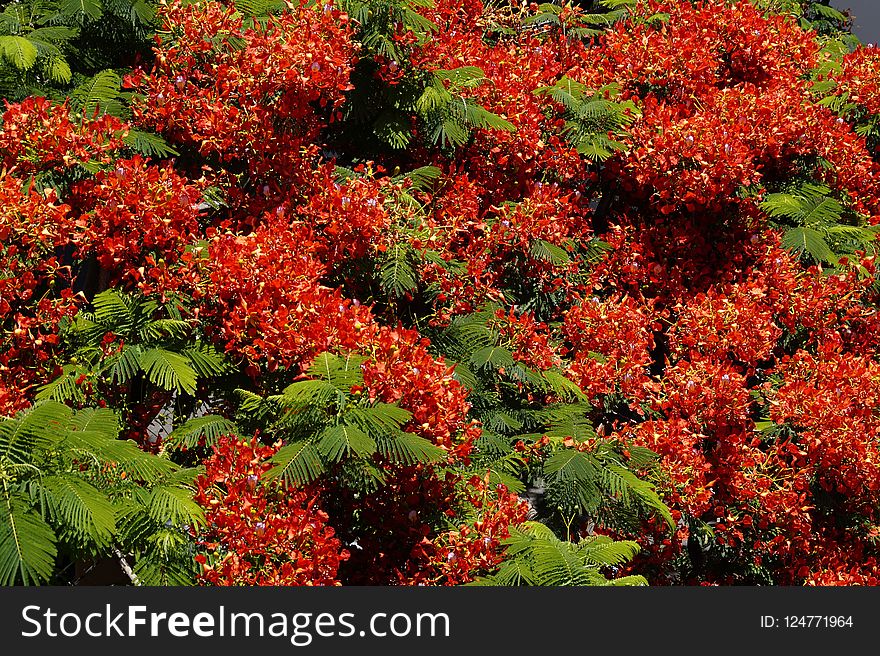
[0,179,79,414]
[69,156,203,281]
[129,0,355,195]
[193,436,348,586]
[0,96,125,176]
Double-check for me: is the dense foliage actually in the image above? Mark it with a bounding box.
[2,0,879,586]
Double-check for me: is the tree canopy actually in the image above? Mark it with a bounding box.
[2,0,880,586]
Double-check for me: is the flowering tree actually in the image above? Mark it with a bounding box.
[1,0,879,587]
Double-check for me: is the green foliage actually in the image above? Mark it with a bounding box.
[69,68,124,116]
[0,35,38,72]
[0,401,200,585]
[165,414,237,450]
[544,440,674,532]
[339,0,437,61]
[67,68,178,158]
[234,352,445,491]
[761,182,879,264]
[472,521,646,586]
[350,63,516,152]
[417,67,516,149]
[337,1,518,156]
[536,79,639,161]
[38,289,231,404]
[502,235,608,321]
[231,0,287,20]
[379,241,421,296]
[0,0,156,102]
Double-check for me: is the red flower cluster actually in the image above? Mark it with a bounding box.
[294,165,392,265]
[420,179,589,321]
[361,325,475,455]
[493,307,560,371]
[837,47,880,117]
[568,1,880,219]
[0,96,125,176]
[412,476,530,585]
[193,436,348,586]
[770,347,880,504]
[69,156,203,280]
[580,0,819,98]
[0,179,79,414]
[129,0,355,192]
[608,243,880,583]
[563,293,656,404]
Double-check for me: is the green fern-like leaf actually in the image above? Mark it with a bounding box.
[306,352,365,389]
[166,415,237,449]
[65,431,177,480]
[462,102,515,133]
[470,346,516,371]
[761,183,874,263]
[68,407,119,437]
[376,431,446,466]
[432,116,469,148]
[0,494,57,586]
[70,69,124,117]
[763,186,844,225]
[577,534,641,567]
[61,0,105,22]
[781,226,838,264]
[394,165,442,190]
[0,401,73,463]
[529,239,571,266]
[133,551,196,586]
[281,379,340,409]
[537,79,636,161]
[374,108,412,150]
[45,56,72,83]
[379,242,419,296]
[43,475,116,545]
[147,485,204,527]
[811,4,846,22]
[139,348,199,395]
[103,345,143,386]
[35,364,89,403]
[182,345,230,378]
[316,423,376,461]
[123,128,180,157]
[0,35,37,70]
[92,287,136,326]
[601,462,674,530]
[137,318,190,342]
[544,449,600,508]
[451,362,479,390]
[529,538,609,586]
[542,370,588,402]
[472,521,645,587]
[346,403,412,437]
[265,441,325,486]
[232,0,287,17]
